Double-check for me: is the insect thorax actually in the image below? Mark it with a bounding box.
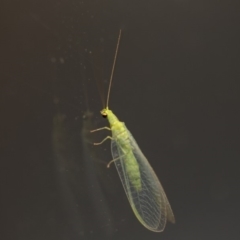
[106,109,120,127]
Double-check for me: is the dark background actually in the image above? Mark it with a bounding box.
[1,0,240,239]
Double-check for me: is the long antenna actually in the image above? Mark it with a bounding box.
[106,29,122,108]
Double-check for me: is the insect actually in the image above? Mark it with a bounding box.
[91,30,175,232]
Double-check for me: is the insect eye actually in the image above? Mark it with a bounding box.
[102,112,107,118]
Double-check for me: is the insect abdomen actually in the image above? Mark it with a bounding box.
[125,151,141,191]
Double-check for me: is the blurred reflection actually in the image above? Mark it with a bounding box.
[50,53,116,239]
[52,107,86,239]
[81,109,114,237]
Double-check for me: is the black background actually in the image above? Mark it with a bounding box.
[1,0,240,239]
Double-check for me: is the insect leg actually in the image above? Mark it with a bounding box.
[90,126,111,133]
[107,149,130,168]
[93,136,113,145]
[107,155,123,168]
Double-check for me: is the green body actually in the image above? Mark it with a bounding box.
[102,108,141,191]
[101,108,175,232]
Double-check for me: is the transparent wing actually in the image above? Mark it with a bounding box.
[111,128,175,232]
